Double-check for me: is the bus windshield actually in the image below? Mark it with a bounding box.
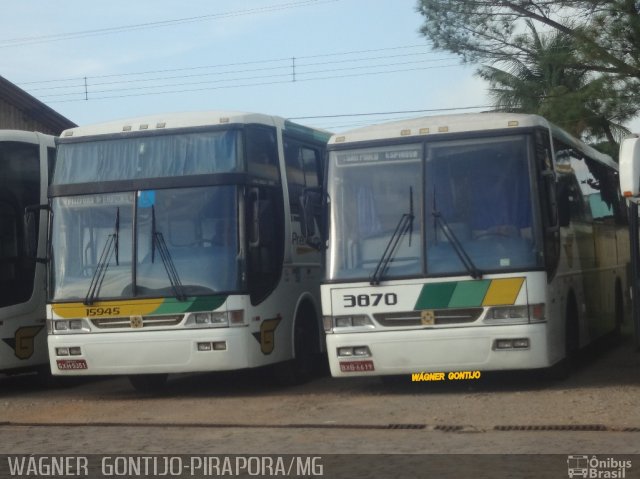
[327,134,542,281]
[51,186,241,301]
[54,129,242,184]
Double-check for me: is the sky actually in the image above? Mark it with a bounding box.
[0,0,494,133]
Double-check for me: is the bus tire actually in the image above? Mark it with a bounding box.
[273,304,320,386]
[129,373,168,393]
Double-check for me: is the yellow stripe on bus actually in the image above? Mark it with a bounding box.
[482,277,525,306]
[52,298,165,319]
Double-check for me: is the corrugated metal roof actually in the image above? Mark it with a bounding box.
[0,75,76,134]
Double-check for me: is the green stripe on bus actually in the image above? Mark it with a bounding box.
[414,282,458,309]
[155,295,228,314]
[414,279,525,310]
[448,280,491,308]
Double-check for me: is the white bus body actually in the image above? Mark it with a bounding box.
[618,134,640,347]
[0,130,54,375]
[47,112,330,389]
[322,113,628,377]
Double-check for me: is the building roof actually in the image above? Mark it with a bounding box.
[0,75,76,134]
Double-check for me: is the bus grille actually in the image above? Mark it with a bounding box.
[373,308,483,327]
[91,314,184,329]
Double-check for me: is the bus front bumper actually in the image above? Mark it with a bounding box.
[325,323,552,377]
[48,328,254,376]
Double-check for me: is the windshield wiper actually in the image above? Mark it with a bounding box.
[151,206,186,301]
[431,209,482,280]
[370,187,414,286]
[84,208,120,305]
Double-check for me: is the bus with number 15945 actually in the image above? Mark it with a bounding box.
[46,111,330,391]
[321,113,628,377]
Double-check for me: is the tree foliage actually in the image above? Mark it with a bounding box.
[477,21,635,143]
[416,0,640,147]
[417,1,640,77]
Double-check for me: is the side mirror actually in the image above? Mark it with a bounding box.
[300,187,323,250]
[248,188,274,248]
[24,204,49,263]
[541,170,560,230]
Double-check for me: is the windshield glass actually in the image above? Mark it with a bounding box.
[51,186,241,301]
[426,135,539,275]
[326,134,542,281]
[54,129,241,184]
[327,144,423,280]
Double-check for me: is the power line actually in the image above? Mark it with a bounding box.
[21,44,441,87]
[43,63,463,103]
[18,44,459,103]
[22,44,457,102]
[0,0,342,48]
[38,59,458,99]
[289,106,492,120]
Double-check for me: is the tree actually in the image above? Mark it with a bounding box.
[416,1,640,79]
[416,0,640,148]
[477,21,635,145]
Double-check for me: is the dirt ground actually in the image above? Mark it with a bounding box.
[1,333,639,433]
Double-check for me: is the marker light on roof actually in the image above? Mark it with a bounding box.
[508,120,520,127]
[438,126,449,133]
[400,129,411,136]
[419,128,429,134]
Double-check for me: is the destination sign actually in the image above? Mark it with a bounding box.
[336,146,421,166]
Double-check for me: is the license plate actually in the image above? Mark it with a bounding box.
[339,360,375,372]
[56,359,88,370]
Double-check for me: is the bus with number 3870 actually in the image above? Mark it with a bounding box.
[321,113,627,377]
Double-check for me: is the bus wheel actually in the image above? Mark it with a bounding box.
[129,374,168,393]
[274,308,319,386]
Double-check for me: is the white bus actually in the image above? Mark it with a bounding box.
[47,111,330,391]
[618,134,640,347]
[0,130,54,376]
[322,113,628,377]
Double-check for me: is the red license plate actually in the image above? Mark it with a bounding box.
[56,359,88,370]
[339,360,375,372]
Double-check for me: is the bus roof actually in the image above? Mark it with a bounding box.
[0,129,55,146]
[329,112,616,169]
[59,111,330,143]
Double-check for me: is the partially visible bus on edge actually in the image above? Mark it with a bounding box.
[47,112,330,391]
[0,130,54,377]
[618,134,640,347]
[321,113,628,377]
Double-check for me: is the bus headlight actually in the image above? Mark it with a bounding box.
[484,304,545,324]
[193,312,228,327]
[187,310,245,328]
[333,315,374,329]
[50,319,90,333]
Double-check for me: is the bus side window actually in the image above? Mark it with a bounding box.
[284,137,321,215]
[0,142,40,307]
[246,126,280,182]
